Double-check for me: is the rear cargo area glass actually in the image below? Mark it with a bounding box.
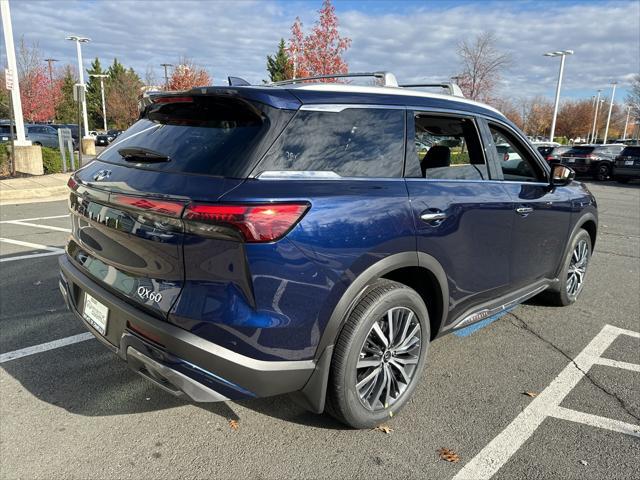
[98,96,271,177]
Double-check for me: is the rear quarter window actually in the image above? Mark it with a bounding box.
[621,146,640,156]
[256,107,405,178]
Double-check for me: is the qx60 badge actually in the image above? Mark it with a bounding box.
[137,286,162,303]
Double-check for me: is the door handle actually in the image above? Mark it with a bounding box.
[420,211,448,223]
[516,206,534,216]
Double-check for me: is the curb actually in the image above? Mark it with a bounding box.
[0,186,69,204]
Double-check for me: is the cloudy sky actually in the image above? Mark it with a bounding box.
[5,0,639,102]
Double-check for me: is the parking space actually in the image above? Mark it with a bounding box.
[0,182,638,479]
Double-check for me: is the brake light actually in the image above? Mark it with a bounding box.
[67,176,78,191]
[111,194,185,218]
[152,96,194,104]
[183,203,309,242]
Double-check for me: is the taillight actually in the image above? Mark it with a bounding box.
[152,96,194,104]
[111,194,185,218]
[67,176,78,191]
[183,203,309,242]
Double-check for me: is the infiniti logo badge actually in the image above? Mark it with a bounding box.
[93,169,111,181]
[137,286,162,303]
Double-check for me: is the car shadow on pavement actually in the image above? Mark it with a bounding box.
[1,337,346,429]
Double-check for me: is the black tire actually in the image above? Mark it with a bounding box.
[326,279,430,429]
[594,163,611,181]
[542,229,592,306]
[615,177,630,184]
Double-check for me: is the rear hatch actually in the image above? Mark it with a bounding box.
[616,146,640,167]
[67,90,298,325]
[561,146,596,164]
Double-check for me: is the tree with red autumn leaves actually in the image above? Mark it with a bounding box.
[287,0,351,80]
[20,65,62,123]
[167,58,211,91]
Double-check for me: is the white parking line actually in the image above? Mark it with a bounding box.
[0,214,69,223]
[0,333,94,364]
[453,324,640,480]
[1,220,71,233]
[0,237,64,263]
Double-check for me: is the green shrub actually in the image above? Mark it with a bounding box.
[0,143,10,176]
[41,147,74,174]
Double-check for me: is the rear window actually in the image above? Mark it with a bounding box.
[621,146,640,156]
[98,96,287,177]
[565,146,595,155]
[256,107,405,178]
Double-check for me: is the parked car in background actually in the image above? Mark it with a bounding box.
[51,124,80,149]
[537,145,571,164]
[613,146,640,183]
[561,144,625,180]
[496,143,522,161]
[0,123,17,143]
[24,124,59,148]
[95,129,121,146]
[60,76,598,429]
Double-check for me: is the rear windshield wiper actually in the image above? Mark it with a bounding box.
[118,147,170,163]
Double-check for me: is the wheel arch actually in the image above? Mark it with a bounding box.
[296,251,449,414]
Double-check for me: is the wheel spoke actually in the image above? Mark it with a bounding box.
[356,365,381,390]
[357,356,381,369]
[387,310,394,346]
[389,359,411,384]
[392,354,419,366]
[372,322,389,348]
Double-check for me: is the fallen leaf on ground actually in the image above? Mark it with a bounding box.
[438,447,460,463]
[374,425,393,434]
[522,391,538,398]
[33,280,42,286]
[229,419,239,431]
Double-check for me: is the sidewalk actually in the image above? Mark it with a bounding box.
[0,173,70,205]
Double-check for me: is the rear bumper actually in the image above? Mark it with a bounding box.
[58,254,316,403]
[613,166,640,179]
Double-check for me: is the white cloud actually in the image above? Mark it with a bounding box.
[6,0,639,100]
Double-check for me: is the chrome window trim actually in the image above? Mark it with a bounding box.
[299,104,406,112]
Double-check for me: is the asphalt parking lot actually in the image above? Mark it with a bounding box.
[0,181,638,480]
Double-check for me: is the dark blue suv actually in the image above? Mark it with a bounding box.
[59,73,597,428]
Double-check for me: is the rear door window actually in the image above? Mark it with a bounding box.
[256,107,405,178]
[98,96,289,177]
[407,113,488,180]
[621,146,640,157]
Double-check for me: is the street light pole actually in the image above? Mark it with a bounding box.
[544,50,574,143]
[65,35,90,138]
[590,90,602,143]
[160,63,172,89]
[622,105,631,141]
[43,58,58,84]
[603,81,617,144]
[90,73,108,132]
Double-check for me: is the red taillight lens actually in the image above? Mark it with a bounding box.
[152,96,194,104]
[183,203,309,242]
[67,176,78,191]
[111,194,185,218]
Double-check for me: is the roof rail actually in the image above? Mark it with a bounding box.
[270,71,399,88]
[399,82,465,98]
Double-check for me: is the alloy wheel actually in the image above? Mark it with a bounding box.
[355,307,421,411]
[567,239,589,297]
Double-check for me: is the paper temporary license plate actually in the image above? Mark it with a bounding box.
[83,292,109,335]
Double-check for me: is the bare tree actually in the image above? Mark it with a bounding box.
[626,74,640,121]
[455,32,512,102]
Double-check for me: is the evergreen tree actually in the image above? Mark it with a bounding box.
[105,61,143,129]
[86,57,105,130]
[266,39,292,82]
[54,66,76,124]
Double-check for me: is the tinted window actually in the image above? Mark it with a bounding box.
[565,146,595,155]
[408,114,488,180]
[621,146,640,157]
[98,96,285,177]
[257,108,405,178]
[489,124,544,182]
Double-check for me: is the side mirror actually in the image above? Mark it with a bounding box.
[550,163,575,186]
